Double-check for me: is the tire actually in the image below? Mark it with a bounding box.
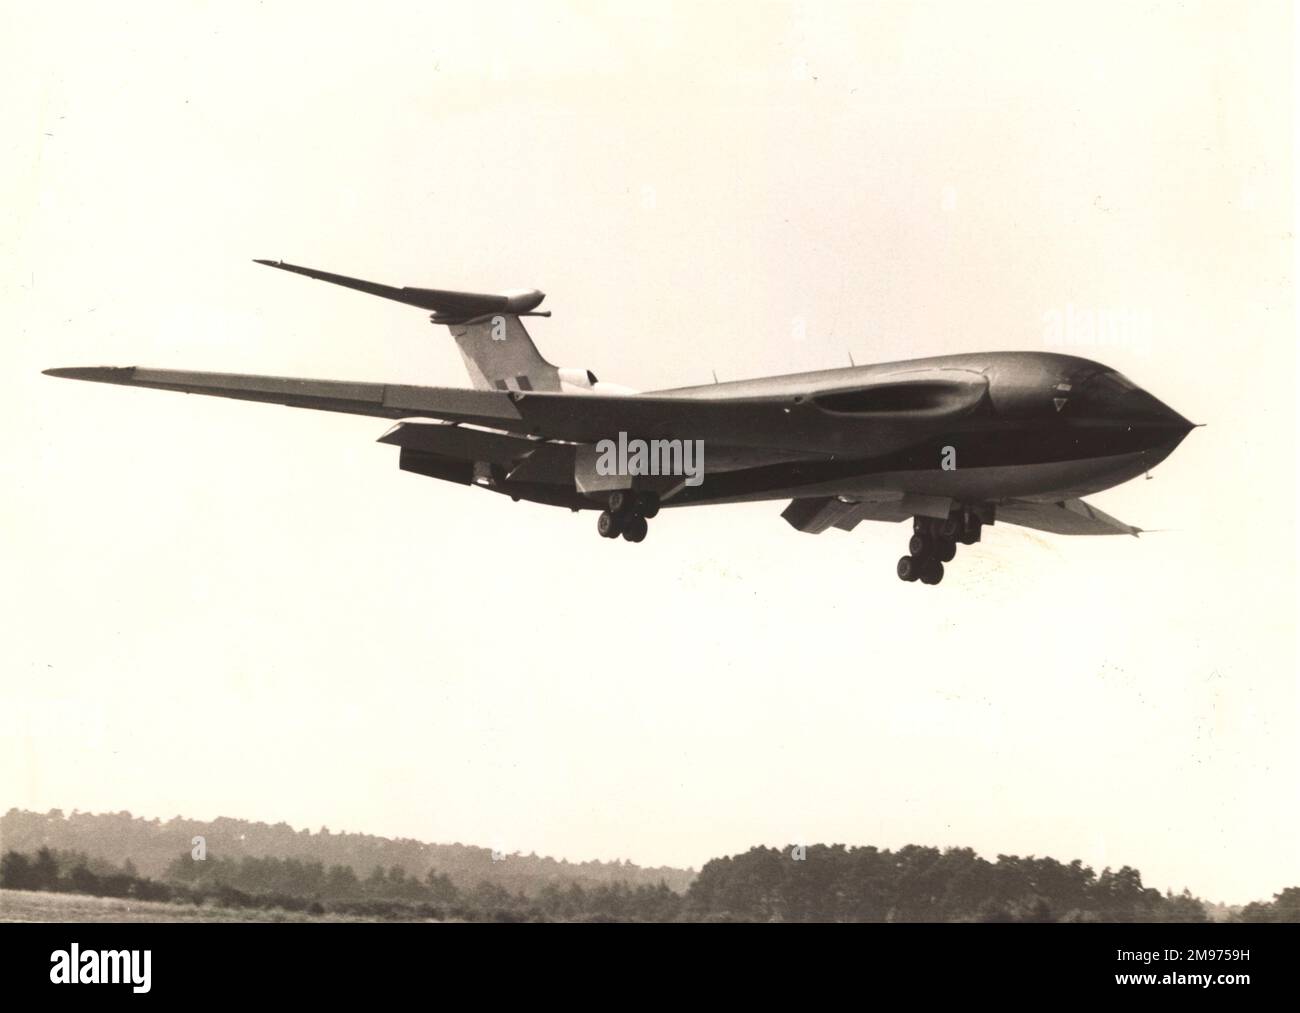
[622,515,648,543]
[936,538,956,562]
[636,492,660,519]
[960,520,982,546]
[897,555,920,582]
[908,532,932,557]
[597,510,623,538]
[939,517,961,539]
[920,559,944,585]
[608,490,631,515]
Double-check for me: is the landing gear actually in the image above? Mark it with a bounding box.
[597,510,622,538]
[897,509,983,584]
[596,491,658,543]
[897,549,944,584]
[607,490,632,516]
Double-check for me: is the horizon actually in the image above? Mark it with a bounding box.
[5,803,1283,906]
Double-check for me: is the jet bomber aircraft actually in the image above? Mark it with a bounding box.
[44,261,1195,585]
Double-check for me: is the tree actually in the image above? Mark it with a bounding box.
[1156,889,1208,923]
[32,847,61,890]
[424,870,459,905]
[1,851,33,890]
[70,864,102,895]
[1272,887,1300,922]
[364,865,387,897]
[325,864,360,899]
[1236,887,1300,923]
[471,880,512,913]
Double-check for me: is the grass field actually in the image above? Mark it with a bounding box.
[0,889,419,922]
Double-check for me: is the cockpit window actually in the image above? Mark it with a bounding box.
[1090,371,1139,394]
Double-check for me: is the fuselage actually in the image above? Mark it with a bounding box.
[638,351,1194,508]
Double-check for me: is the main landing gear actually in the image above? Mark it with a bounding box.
[597,490,659,543]
[897,511,982,585]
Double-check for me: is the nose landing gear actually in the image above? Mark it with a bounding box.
[597,491,658,543]
[897,511,982,585]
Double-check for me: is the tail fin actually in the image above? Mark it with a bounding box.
[445,311,560,392]
[253,259,561,392]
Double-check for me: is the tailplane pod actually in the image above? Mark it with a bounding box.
[253,259,559,393]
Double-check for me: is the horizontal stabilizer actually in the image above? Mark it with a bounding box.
[252,260,544,323]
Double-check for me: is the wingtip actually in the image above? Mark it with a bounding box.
[43,366,135,381]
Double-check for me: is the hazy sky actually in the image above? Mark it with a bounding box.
[2,1,1294,903]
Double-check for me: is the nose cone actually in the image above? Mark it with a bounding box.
[1126,388,1196,435]
[1076,370,1195,436]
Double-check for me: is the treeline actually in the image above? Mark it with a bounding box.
[688,845,1216,922]
[2,849,172,902]
[0,808,693,895]
[10,842,1283,922]
[1,847,683,922]
[6,810,1296,922]
[1234,888,1300,923]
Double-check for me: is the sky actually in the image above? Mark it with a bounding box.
[1,1,1295,904]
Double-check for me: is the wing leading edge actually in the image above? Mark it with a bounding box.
[41,366,521,423]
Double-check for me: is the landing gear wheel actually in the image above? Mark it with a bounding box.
[939,516,961,540]
[913,517,931,534]
[896,555,921,582]
[597,510,623,538]
[908,532,933,558]
[920,558,944,585]
[635,492,660,519]
[622,515,648,543]
[935,538,956,563]
[959,520,982,546]
[608,490,632,516]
